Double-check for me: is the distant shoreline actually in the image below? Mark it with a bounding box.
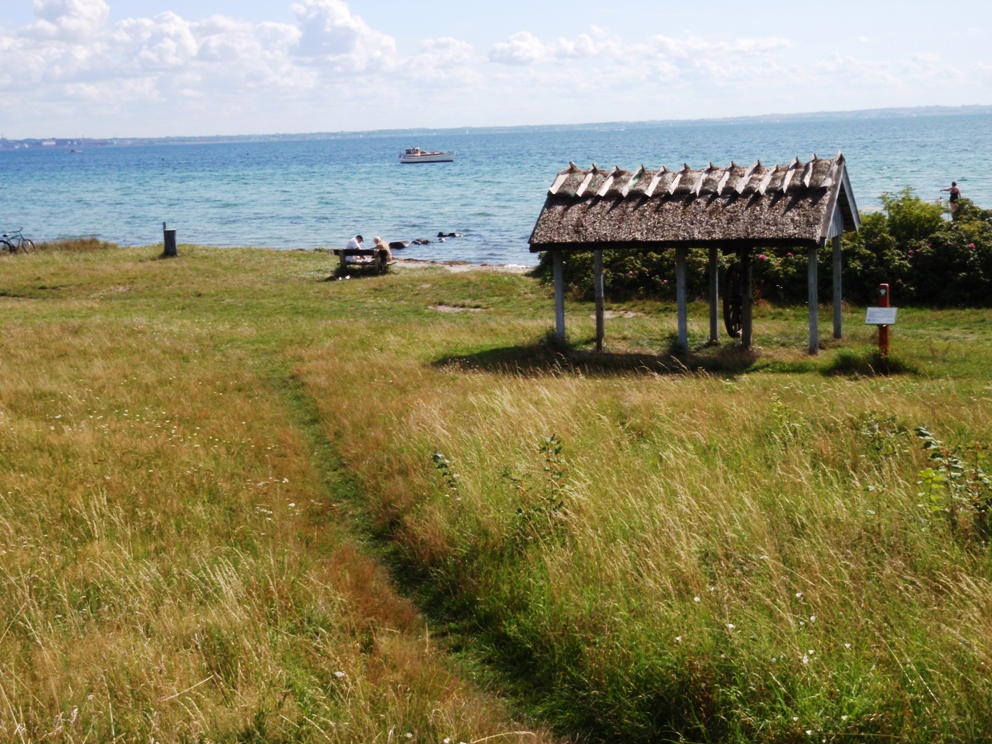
[3,103,991,150]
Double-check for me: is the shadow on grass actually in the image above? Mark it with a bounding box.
[823,348,918,376]
[322,262,391,281]
[433,335,760,377]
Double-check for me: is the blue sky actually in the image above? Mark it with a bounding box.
[1,0,989,138]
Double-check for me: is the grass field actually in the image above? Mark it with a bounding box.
[2,242,991,742]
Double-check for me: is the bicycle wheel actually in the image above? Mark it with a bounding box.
[0,239,14,254]
[18,238,34,254]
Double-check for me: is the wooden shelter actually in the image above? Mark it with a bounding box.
[529,153,861,354]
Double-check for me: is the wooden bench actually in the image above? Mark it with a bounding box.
[332,248,389,274]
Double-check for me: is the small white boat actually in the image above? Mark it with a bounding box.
[399,147,455,164]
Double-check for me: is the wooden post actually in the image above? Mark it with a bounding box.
[741,250,753,350]
[808,244,819,355]
[708,245,719,344]
[162,222,177,258]
[339,251,347,272]
[676,245,688,352]
[594,249,605,352]
[832,234,843,339]
[553,250,566,345]
[878,283,890,357]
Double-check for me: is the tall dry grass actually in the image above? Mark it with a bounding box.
[0,246,555,743]
[298,287,992,742]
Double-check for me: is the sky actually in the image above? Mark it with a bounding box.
[0,0,989,139]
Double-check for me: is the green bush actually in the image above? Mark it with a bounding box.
[535,190,992,307]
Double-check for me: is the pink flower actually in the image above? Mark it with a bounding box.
[758,254,768,261]
[969,243,977,250]
[786,252,793,257]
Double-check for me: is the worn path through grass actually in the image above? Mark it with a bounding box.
[5,242,992,743]
[0,244,554,743]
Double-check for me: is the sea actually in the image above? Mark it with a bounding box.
[2,112,990,267]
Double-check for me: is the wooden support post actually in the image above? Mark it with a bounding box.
[708,245,719,344]
[741,250,753,350]
[676,245,688,352]
[594,249,605,352]
[553,250,566,345]
[808,244,819,355]
[162,222,177,258]
[832,234,843,339]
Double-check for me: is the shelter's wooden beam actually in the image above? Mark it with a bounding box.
[715,167,732,196]
[553,250,566,345]
[575,171,596,197]
[676,245,688,352]
[693,166,713,197]
[802,155,817,188]
[833,235,843,339]
[757,167,777,196]
[780,157,801,193]
[594,249,605,351]
[645,167,666,198]
[808,244,819,355]
[741,250,754,350]
[735,161,760,194]
[530,238,820,254]
[709,245,719,343]
[621,166,645,197]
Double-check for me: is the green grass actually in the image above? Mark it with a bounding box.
[3,242,992,742]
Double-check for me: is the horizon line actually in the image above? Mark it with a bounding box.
[5,102,991,144]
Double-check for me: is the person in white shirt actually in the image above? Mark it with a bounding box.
[346,235,364,251]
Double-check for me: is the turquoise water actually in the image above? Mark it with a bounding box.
[2,113,990,266]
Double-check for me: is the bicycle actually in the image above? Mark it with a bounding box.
[1,228,34,254]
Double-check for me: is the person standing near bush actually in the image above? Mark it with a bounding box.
[941,182,961,213]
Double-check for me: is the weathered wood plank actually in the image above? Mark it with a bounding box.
[553,250,566,345]
[809,244,819,355]
[741,250,753,350]
[676,245,688,351]
[833,235,843,339]
[709,245,719,343]
[594,249,605,352]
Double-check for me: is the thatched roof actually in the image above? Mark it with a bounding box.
[529,153,860,252]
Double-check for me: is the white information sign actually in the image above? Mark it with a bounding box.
[865,307,898,325]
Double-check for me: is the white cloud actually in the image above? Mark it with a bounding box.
[291,0,397,72]
[0,1,988,137]
[488,31,549,65]
[408,37,478,82]
[488,27,622,65]
[24,0,109,41]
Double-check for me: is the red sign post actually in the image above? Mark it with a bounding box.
[877,283,890,357]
